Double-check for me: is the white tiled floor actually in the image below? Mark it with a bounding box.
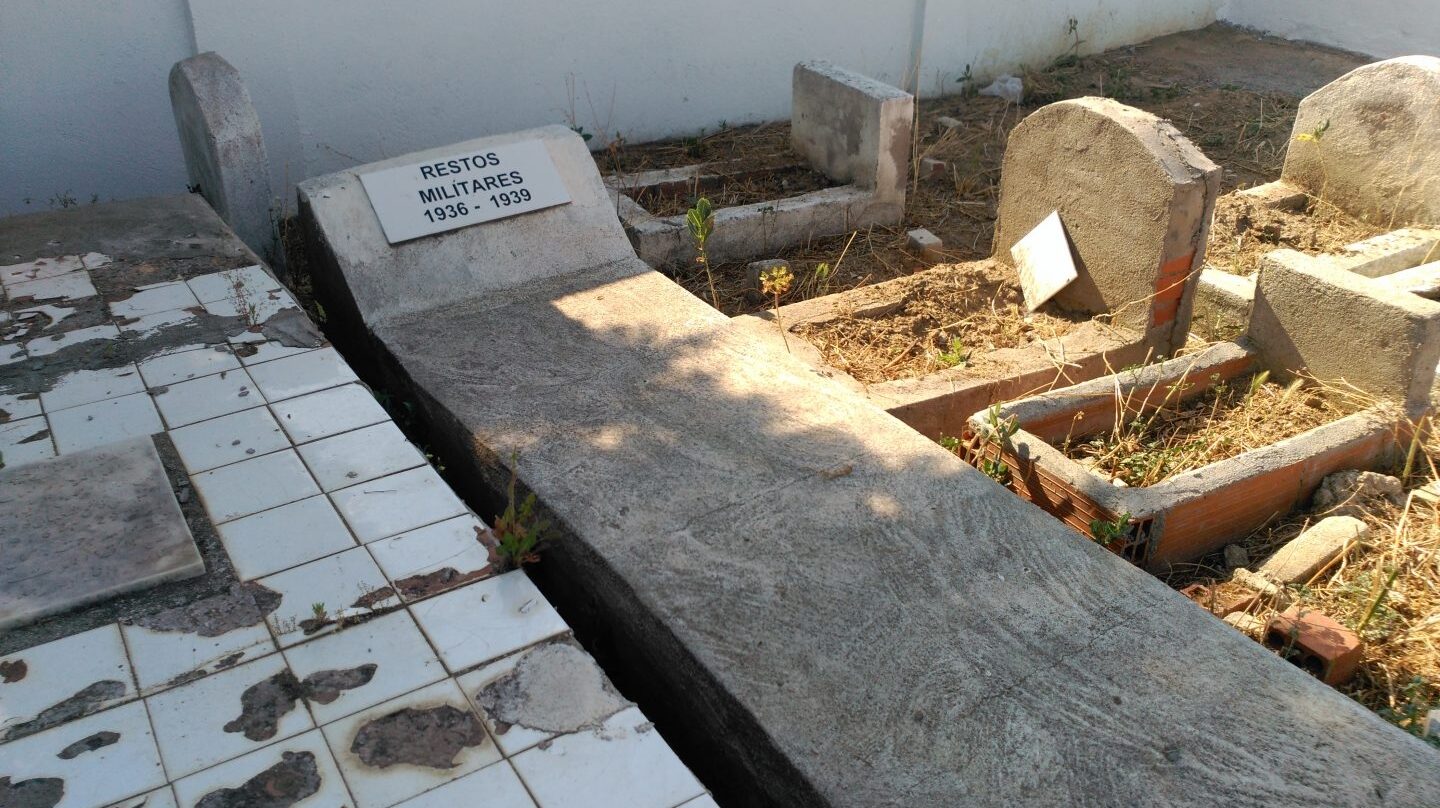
[39,364,146,412]
[259,547,399,648]
[186,265,277,305]
[169,405,290,474]
[270,383,389,444]
[152,367,264,428]
[137,345,240,388]
[110,282,199,319]
[0,414,56,466]
[47,391,164,455]
[7,269,97,302]
[25,322,119,357]
[368,514,493,602]
[121,616,276,696]
[113,787,180,808]
[191,448,320,523]
[0,624,135,738]
[0,254,84,285]
[0,701,168,808]
[217,495,357,580]
[298,421,426,492]
[394,760,536,808]
[283,609,445,724]
[410,572,568,673]
[331,465,468,543]
[0,390,42,421]
[247,347,358,401]
[171,729,349,808]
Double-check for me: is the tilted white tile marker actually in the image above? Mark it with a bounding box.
[1011,210,1078,312]
[360,139,572,244]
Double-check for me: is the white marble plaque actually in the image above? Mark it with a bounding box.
[359,140,572,243]
[1011,210,1079,312]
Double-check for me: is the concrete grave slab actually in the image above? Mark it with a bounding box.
[302,126,1440,806]
[0,436,203,631]
[992,97,1221,356]
[1282,56,1440,227]
[604,62,912,269]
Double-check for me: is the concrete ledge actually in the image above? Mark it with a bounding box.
[1192,265,1255,340]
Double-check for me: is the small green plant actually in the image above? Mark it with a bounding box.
[956,63,977,98]
[759,264,794,353]
[938,434,961,452]
[310,602,327,622]
[1296,118,1331,144]
[569,124,593,143]
[1089,512,1134,547]
[686,197,720,309]
[936,337,970,368]
[49,190,79,209]
[483,454,551,571]
[1378,677,1440,748]
[978,456,1011,484]
[975,405,1019,485]
[812,261,833,296]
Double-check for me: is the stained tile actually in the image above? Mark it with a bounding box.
[0,391,42,422]
[0,255,84,285]
[169,406,289,474]
[171,729,349,808]
[117,307,200,340]
[247,348,358,402]
[330,466,467,543]
[5,269,96,301]
[0,701,166,808]
[0,341,27,366]
[270,384,388,444]
[217,495,356,580]
[320,679,500,808]
[191,449,320,523]
[393,760,535,808]
[151,367,263,428]
[259,548,398,648]
[146,653,314,779]
[284,610,444,724]
[187,265,279,305]
[121,600,277,696]
[109,787,179,808]
[298,422,426,492]
[235,339,317,366]
[0,624,134,742]
[25,322,120,357]
[110,282,199,319]
[136,345,240,388]
[47,392,163,454]
[410,572,568,673]
[368,515,493,602]
[39,364,145,412]
[510,707,704,808]
[202,287,299,324]
[0,415,55,466]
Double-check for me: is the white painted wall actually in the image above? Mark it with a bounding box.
[1220,0,1439,60]
[5,0,1255,217]
[0,0,194,216]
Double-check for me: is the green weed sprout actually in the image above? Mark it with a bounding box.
[759,264,794,353]
[686,198,719,309]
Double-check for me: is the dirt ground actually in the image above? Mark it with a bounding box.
[601,23,1367,317]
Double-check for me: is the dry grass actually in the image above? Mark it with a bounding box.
[625,165,835,218]
[793,260,1084,383]
[1064,372,1360,487]
[1205,193,1387,276]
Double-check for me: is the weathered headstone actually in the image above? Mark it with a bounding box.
[169,53,278,269]
[0,436,202,630]
[992,97,1220,355]
[1282,56,1440,227]
[791,60,913,205]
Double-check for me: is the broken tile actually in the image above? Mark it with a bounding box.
[79,252,112,270]
[6,270,97,303]
[247,348,358,402]
[170,729,349,808]
[392,760,535,808]
[192,449,320,523]
[259,547,398,648]
[0,255,84,285]
[320,679,500,808]
[458,639,629,756]
[109,282,199,319]
[169,406,289,474]
[117,307,200,340]
[47,392,163,454]
[510,706,704,808]
[368,515,493,602]
[0,341,27,366]
[136,345,240,388]
[39,364,146,412]
[410,572,568,673]
[217,495,357,580]
[298,422,426,492]
[121,594,277,696]
[146,653,314,779]
[0,701,166,808]
[270,384,389,444]
[283,610,444,724]
[0,391,42,423]
[1010,210,1079,312]
[330,465,467,543]
[151,366,264,428]
[187,265,279,305]
[235,339,317,366]
[202,287,299,324]
[0,624,134,742]
[24,322,120,357]
[0,415,55,467]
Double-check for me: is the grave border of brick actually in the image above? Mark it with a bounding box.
[957,340,1405,568]
[604,60,912,268]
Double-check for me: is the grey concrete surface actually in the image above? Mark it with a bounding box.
[169,53,278,269]
[302,129,1440,807]
[0,436,203,630]
[791,60,912,202]
[992,98,1220,357]
[1249,248,1440,415]
[1282,56,1440,227]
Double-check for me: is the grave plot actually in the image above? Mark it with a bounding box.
[0,191,710,808]
[737,96,1219,440]
[604,61,912,271]
[955,248,1440,570]
[1194,56,1440,339]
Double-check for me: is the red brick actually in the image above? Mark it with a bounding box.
[1264,606,1363,686]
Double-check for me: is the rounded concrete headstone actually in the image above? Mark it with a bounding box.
[992,98,1219,355]
[1282,56,1440,227]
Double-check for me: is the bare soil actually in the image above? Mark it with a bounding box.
[1205,193,1385,276]
[623,164,836,218]
[792,260,1085,384]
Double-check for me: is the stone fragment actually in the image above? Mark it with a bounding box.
[993,98,1220,355]
[935,115,962,132]
[1223,611,1266,638]
[1312,470,1405,517]
[223,671,303,742]
[906,229,943,264]
[196,750,320,808]
[1230,568,1287,603]
[920,157,948,181]
[350,705,486,769]
[1281,56,1440,226]
[473,642,629,735]
[1009,211,1078,311]
[792,61,913,203]
[1223,544,1251,569]
[1264,606,1363,686]
[1258,516,1367,586]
